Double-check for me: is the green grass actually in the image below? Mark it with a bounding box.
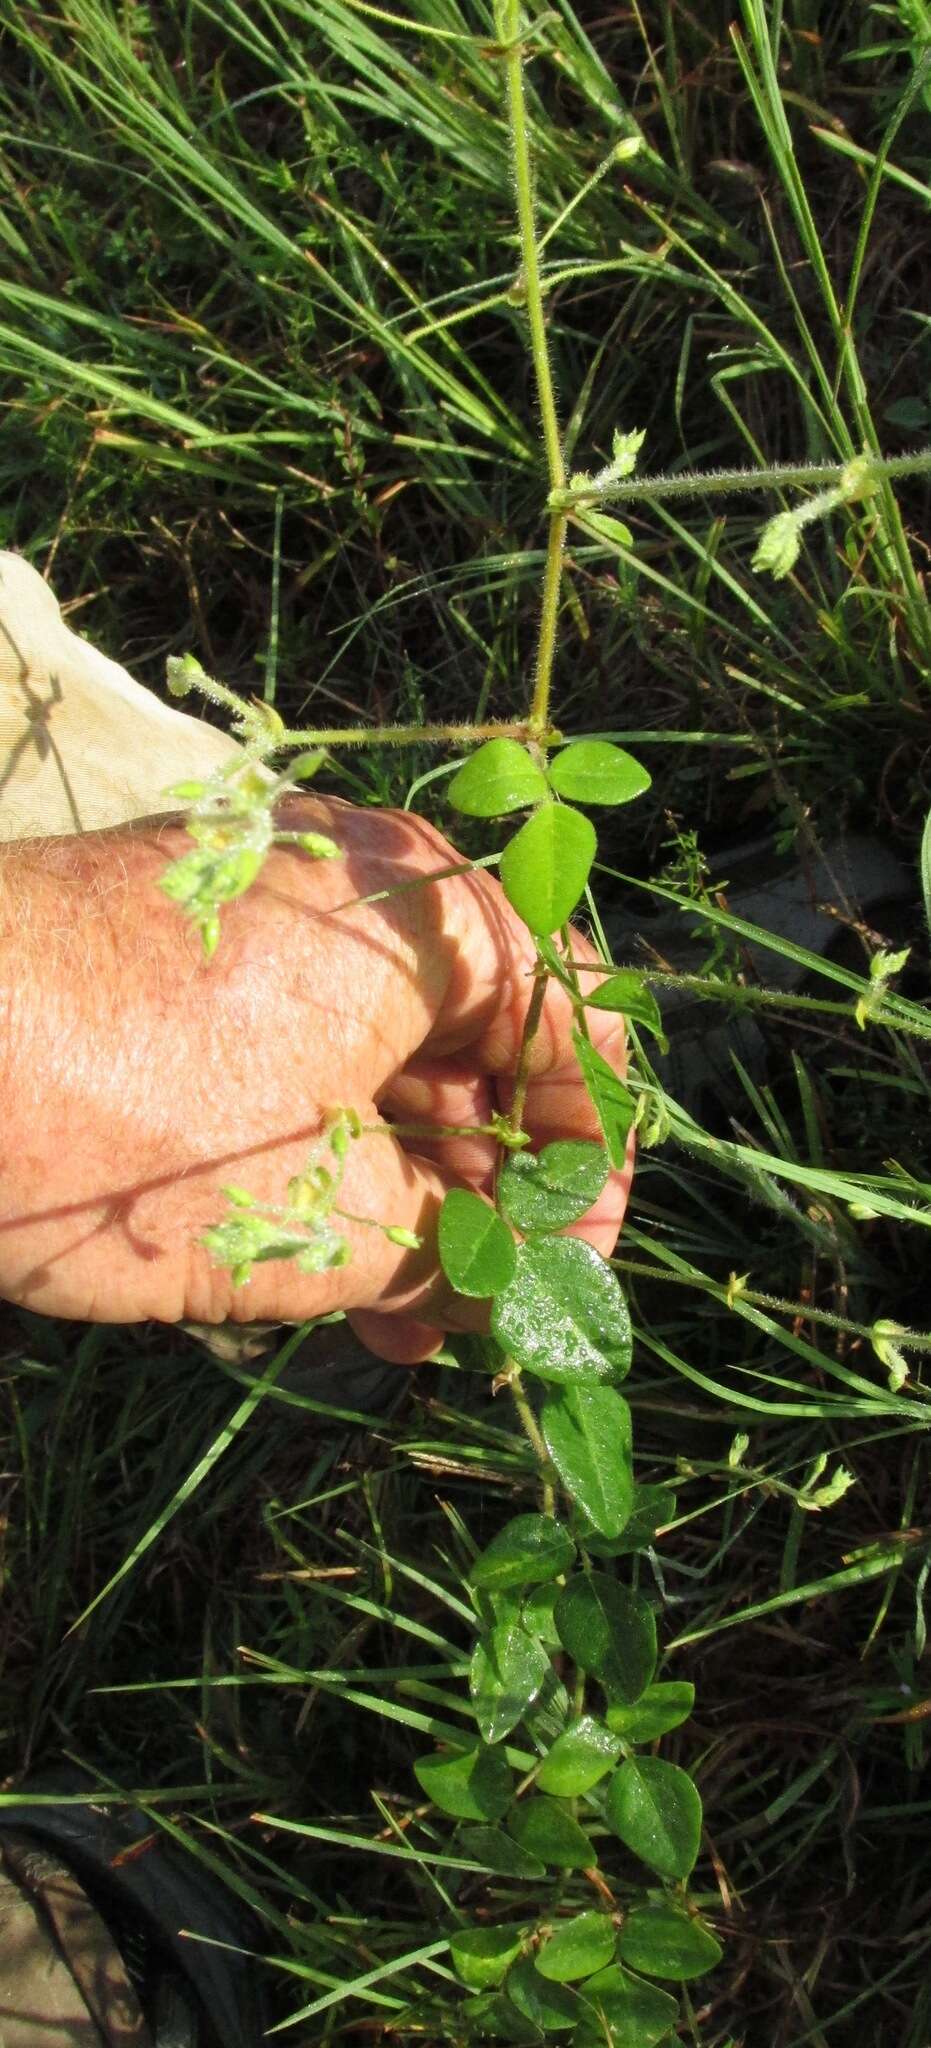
[1,1,931,2042]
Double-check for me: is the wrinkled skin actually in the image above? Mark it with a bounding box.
[0,798,633,1361]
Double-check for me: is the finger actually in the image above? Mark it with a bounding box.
[346,1308,446,1364]
[381,1057,497,1193]
[186,1118,453,1329]
[488,927,633,1258]
[560,1118,636,1257]
[213,1117,495,1351]
[418,863,624,1121]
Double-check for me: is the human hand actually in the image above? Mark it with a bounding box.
[0,798,633,1360]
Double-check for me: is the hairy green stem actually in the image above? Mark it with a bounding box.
[611,1255,931,1349]
[498,0,567,737]
[530,509,569,735]
[551,447,931,512]
[509,1368,556,1516]
[653,979,931,1041]
[499,1,564,495]
[567,959,931,1040]
[280,718,555,750]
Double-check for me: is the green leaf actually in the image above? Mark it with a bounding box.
[582,509,634,550]
[605,1758,702,1879]
[541,1385,634,1539]
[471,1515,576,1595]
[461,1991,541,2042]
[438,1189,516,1298]
[548,742,651,808]
[471,1621,551,1743]
[883,395,929,430]
[536,1715,622,1797]
[617,1905,722,1982]
[523,1682,572,1753]
[288,748,327,782]
[554,1574,656,1703]
[574,1966,679,2048]
[500,804,596,936]
[508,1797,596,1871]
[459,1826,546,1880]
[571,1032,635,1169]
[584,969,667,1048]
[534,934,576,992]
[164,779,209,802]
[452,1926,526,1991]
[414,1741,514,1821]
[605,1682,695,1744]
[507,1957,579,2032]
[584,1484,676,1558]
[522,1583,561,1647]
[491,1239,632,1385]
[921,805,931,940]
[535,1912,616,1983]
[448,739,549,818]
[498,1142,610,1234]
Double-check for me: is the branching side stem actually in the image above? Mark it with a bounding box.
[281,719,555,749]
[551,447,931,512]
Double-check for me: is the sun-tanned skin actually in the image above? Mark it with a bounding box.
[0,797,633,1362]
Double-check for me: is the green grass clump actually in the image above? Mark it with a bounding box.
[2,3,931,2043]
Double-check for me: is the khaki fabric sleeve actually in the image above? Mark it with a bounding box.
[0,552,243,840]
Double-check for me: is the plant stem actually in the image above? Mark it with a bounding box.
[362,1120,506,1142]
[499,0,566,737]
[647,973,931,1041]
[280,718,556,750]
[551,447,931,512]
[530,509,569,734]
[611,1255,931,1348]
[499,2,564,497]
[509,1367,556,1515]
[504,963,548,1140]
